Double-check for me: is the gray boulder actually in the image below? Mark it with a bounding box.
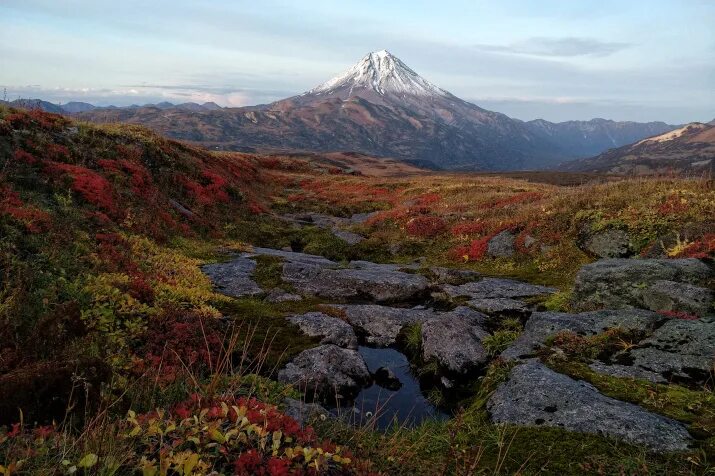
[247,247,336,266]
[467,298,528,315]
[501,309,662,360]
[429,266,481,285]
[283,398,330,426]
[601,318,715,385]
[487,230,515,257]
[488,361,692,452]
[266,288,303,303]
[641,280,713,317]
[202,257,262,298]
[333,229,364,245]
[583,228,631,258]
[334,304,437,346]
[277,345,370,400]
[573,258,712,311]
[422,307,490,373]
[287,312,358,349]
[443,277,556,300]
[283,260,430,303]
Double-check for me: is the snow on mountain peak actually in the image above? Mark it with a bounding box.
[309,50,449,98]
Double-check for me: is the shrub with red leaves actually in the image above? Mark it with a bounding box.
[45,162,118,215]
[0,185,51,233]
[13,149,38,165]
[46,144,70,161]
[139,308,224,384]
[451,236,490,261]
[405,215,446,238]
[178,170,230,206]
[414,192,441,207]
[451,221,487,237]
[657,310,699,320]
[673,234,715,259]
[658,194,689,216]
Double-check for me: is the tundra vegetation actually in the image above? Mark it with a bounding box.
[0,106,713,475]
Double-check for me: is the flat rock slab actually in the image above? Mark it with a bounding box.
[599,318,715,385]
[428,267,481,285]
[488,361,692,452]
[501,309,662,360]
[467,298,528,315]
[422,307,490,373]
[573,258,713,312]
[266,289,303,303]
[246,247,336,266]
[278,344,370,400]
[334,304,438,347]
[287,312,358,349]
[333,230,364,245]
[282,260,430,303]
[201,258,262,298]
[642,280,714,317]
[443,277,556,300]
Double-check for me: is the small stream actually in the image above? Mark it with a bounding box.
[330,346,449,429]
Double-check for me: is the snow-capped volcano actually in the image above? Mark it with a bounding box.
[307,50,451,100]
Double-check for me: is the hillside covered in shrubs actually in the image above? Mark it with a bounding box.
[0,106,713,475]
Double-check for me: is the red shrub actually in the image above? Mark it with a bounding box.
[139,309,224,384]
[658,194,689,216]
[96,233,137,273]
[248,200,266,214]
[657,310,699,320]
[178,170,230,206]
[451,221,487,237]
[0,185,51,233]
[405,215,446,238]
[5,109,68,130]
[672,234,715,259]
[45,162,117,215]
[414,193,441,207]
[13,149,37,165]
[451,236,490,262]
[45,144,70,161]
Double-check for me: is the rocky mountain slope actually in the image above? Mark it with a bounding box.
[564,122,715,174]
[65,50,676,171]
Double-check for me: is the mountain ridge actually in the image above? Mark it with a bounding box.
[7,50,681,170]
[563,122,715,174]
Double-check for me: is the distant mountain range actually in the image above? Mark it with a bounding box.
[0,98,223,114]
[563,123,714,175]
[3,51,682,171]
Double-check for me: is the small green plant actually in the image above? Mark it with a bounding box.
[253,254,287,290]
[401,323,423,356]
[482,330,520,357]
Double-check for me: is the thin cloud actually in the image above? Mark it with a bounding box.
[476,37,632,57]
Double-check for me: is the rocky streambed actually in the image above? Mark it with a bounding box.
[202,226,714,451]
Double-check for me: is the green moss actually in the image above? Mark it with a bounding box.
[544,289,573,311]
[299,227,350,262]
[400,323,423,357]
[482,330,520,357]
[253,254,288,290]
[549,360,715,439]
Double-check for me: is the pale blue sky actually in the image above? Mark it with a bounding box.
[1,0,713,122]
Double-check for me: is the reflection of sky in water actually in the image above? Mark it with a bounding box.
[331,346,449,429]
